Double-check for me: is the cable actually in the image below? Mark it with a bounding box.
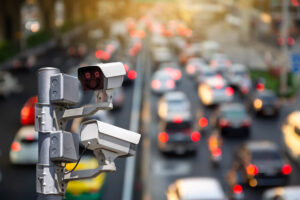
[64,143,90,174]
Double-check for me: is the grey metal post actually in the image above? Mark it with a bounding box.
[36,67,62,200]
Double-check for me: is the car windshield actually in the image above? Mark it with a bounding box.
[204,71,216,77]
[223,109,246,119]
[260,95,276,103]
[252,150,281,160]
[235,71,246,76]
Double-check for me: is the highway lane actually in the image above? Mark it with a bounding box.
[141,49,300,200]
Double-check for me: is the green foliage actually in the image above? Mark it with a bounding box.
[0,40,16,62]
[26,30,51,48]
[250,69,298,97]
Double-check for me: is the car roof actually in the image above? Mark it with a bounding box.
[230,64,247,71]
[153,70,173,79]
[245,141,278,152]
[264,186,300,200]
[163,91,187,101]
[176,177,226,199]
[16,126,37,139]
[220,103,245,111]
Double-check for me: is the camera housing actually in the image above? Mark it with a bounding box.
[78,62,126,91]
[80,120,141,157]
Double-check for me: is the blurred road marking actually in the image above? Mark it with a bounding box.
[153,161,191,176]
[122,46,145,200]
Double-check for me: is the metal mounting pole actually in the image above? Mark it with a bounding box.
[36,67,62,200]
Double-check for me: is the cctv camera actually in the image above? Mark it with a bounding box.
[80,120,141,157]
[78,62,126,91]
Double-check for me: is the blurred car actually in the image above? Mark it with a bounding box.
[0,71,22,98]
[157,116,200,154]
[157,91,191,120]
[248,90,280,116]
[282,111,300,166]
[233,141,291,187]
[210,53,232,74]
[151,34,169,48]
[198,76,234,106]
[201,40,220,62]
[225,64,251,95]
[9,126,38,165]
[179,43,202,64]
[195,66,218,85]
[152,47,173,67]
[212,103,251,137]
[185,57,207,78]
[166,177,227,200]
[68,43,87,58]
[123,61,137,85]
[158,62,182,82]
[11,55,36,72]
[20,96,38,125]
[151,70,175,94]
[263,186,300,200]
[65,151,106,200]
[208,130,223,166]
[112,87,125,110]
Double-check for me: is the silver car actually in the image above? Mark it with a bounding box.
[151,70,176,94]
[10,126,38,165]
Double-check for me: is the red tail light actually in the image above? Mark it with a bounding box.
[241,86,249,94]
[186,65,195,74]
[256,83,265,91]
[174,70,181,81]
[166,80,175,89]
[233,184,243,194]
[242,119,251,127]
[21,96,38,125]
[127,70,137,80]
[247,164,259,176]
[26,135,35,141]
[11,142,21,152]
[151,80,161,90]
[225,87,234,96]
[212,148,222,157]
[219,119,231,128]
[173,116,183,124]
[287,37,295,46]
[277,37,284,46]
[158,132,169,143]
[106,44,115,53]
[198,117,208,128]
[95,50,103,59]
[281,164,292,175]
[191,132,201,142]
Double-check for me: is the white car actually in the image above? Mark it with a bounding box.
[167,177,227,200]
[158,91,191,120]
[198,76,234,106]
[210,53,232,73]
[201,40,220,62]
[0,71,22,97]
[225,64,251,95]
[263,186,300,200]
[10,126,38,165]
[151,70,175,94]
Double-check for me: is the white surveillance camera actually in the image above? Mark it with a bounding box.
[80,120,141,157]
[77,62,126,91]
